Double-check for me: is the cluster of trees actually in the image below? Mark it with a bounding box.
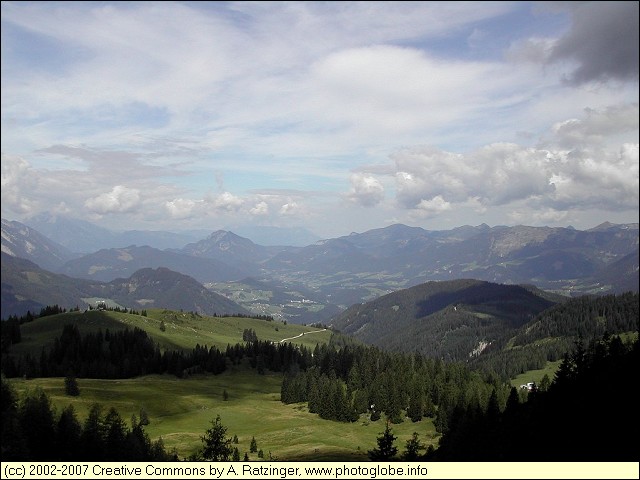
[471,292,639,380]
[2,324,311,380]
[1,378,176,461]
[242,328,259,342]
[2,324,227,379]
[428,334,638,460]
[281,341,507,428]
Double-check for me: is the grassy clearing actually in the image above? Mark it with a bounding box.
[8,309,435,460]
[11,309,332,357]
[8,365,438,461]
[511,360,562,388]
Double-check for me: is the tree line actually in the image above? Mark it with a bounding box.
[426,333,638,460]
[470,291,638,380]
[1,378,177,461]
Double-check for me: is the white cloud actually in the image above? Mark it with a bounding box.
[166,198,197,219]
[279,202,301,216]
[210,192,244,213]
[412,195,452,218]
[84,185,141,214]
[0,154,39,214]
[346,173,385,207]
[250,201,269,216]
[551,104,639,149]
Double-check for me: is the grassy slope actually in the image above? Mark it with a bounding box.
[9,366,438,461]
[9,308,438,460]
[511,360,562,388]
[11,308,333,356]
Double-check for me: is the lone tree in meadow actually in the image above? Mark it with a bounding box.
[368,420,398,460]
[64,374,80,396]
[200,415,233,461]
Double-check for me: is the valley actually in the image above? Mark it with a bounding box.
[7,369,439,461]
[1,217,638,463]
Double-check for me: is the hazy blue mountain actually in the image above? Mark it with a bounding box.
[24,213,204,252]
[4,218,637,323]
[57,245,248,283]
[1,219,77,270]
[227,225,321,246]
[1,253,247,319]
[179,230,279,271]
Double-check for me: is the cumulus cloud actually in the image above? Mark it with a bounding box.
[412,195,452,218]
[210,192,244,212]
[84,185,141,214]
[250,201,269,216]
[388,106,639,219]
[346,173,385,207]
[551,104,639,149]
[393,143,554,209]
[279,202,301,216]
[0,154,39,214]
[166,198,197,219]
[547,1,639,84]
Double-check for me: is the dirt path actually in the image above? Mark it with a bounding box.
[279,328,327,343]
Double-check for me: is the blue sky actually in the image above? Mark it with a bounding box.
[1,1,638,239]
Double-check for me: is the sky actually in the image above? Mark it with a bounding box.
[1,1,638,240]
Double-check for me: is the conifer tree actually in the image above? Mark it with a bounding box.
[368,420,398,460]
[402,432,424,460]
[200,415,233,461]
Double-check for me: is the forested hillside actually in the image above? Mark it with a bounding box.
[330,279,559,361]
[471,291,639,380]
[429,334,639,460]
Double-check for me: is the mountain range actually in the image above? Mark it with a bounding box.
[1,215,638,322]
[1,252,248,319]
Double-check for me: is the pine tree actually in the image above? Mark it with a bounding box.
[402,432,424,460]
[368,420,398,460]
[250,436,258,453]
[64,374,80,396]
[200,415,233,461]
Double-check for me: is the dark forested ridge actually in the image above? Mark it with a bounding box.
[470,291,639,380]
[428,334,639,460]
[330,279,561,361]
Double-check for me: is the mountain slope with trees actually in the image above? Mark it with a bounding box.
[330,279,561,361]
[428,334,639,460]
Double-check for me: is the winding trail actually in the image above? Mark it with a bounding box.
[278,328,327,343]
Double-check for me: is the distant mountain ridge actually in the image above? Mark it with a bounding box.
[23,212,206,252]
[1,219,77,270]
[1,252,247,319]
[56,244,248,283]
[2,217,638,322]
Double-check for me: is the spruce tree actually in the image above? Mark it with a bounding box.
[402,432,424,460]
[368,420,398,460]
[200,415,233,461]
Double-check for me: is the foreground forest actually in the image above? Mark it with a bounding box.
[1,292,638,461]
